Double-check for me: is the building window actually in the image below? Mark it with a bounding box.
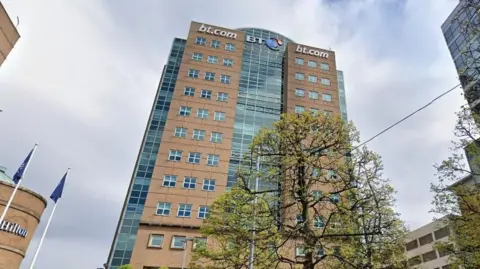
[177,204,192,218]
[207,154,220,166]
[308,75,318,83]
[309,91,319,99]
[434,227,451,240]
[156,202,171,216]
[314,215,324,228]
[295,72,305,80]
[171,236,187,249]
[295,88,305,97]
[312,168,320,177]
[148,234,164,248]
[210,40,221,48]
[408,256,422,267]
[223,58,233,67]
[193,237,207,249]
[197,108,209,119]
[162,175,177,187]
[324,110,333,117]
[312,190,323,201]
[214,111,226,121]
[192,53,203,61]
[183,177,197,189]
[308,60,317,68]
[204,72,215,81]
[210,132,223,143]
[207,55,218,64]
[321,78,331,86]
[327,169,337,179]
[168,150,183,161]
[217,92,228,102]
[295,105,305,114]
[202,179,216,191]
[419,233,434,246]
[330,193,340,203]
[188,69,200,78]
[225,43,236,51]
[174,127,187,138]
[295,58,304,65]
[220,74,231,84]
[195,37,206,46]
[310,108,319,115]
[188,152,201,164]
[320,63,330,70]
[323,93,332,102]
[296,215,304,224]
[333,246,341,256]
[405,239,419,251]
[192,129,206,140]
[198,206,209,219]
[438,244,454,257]
[422,250,438,262]
[315,247,324,257]
[295,246,306,257]
[200,89,212,99]
[184,86,195,96]
[179,106,192,116]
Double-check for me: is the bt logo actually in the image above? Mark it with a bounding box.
[245,35,284,51]
[265,38,283,50]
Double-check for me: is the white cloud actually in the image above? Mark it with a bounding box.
[0,0,465,268]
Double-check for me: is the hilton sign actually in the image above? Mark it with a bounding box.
[0,220,28,238]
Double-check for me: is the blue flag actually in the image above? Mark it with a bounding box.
[13,146,36,184]
[50,170,69,203]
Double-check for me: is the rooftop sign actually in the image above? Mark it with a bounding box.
[295,45,329,59]
[245,36,284,51]
[198,24,237,40]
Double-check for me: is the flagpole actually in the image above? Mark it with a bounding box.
[0,143,38,225]
[28,168,70,269]
[28,202,57,269]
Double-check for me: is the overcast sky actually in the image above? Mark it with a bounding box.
[0,0,464,268]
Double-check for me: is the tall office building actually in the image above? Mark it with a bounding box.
[107,21,344,269]
[441,0,480,113]
[0,1,19,67]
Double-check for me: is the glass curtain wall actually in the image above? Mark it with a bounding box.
[226,28,293,192]
[107,38,186,269]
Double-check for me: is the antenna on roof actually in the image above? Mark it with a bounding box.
[16,16,19,28]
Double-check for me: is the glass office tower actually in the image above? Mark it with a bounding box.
[106,21,345,269]
[442,0,480,112]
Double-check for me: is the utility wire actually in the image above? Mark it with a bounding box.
[353,83,462,151]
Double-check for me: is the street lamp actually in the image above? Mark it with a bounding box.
[181,237,194,269]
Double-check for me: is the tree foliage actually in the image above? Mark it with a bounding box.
[118,265,133,269]
[191,112,407,269]
[432,106,480,268]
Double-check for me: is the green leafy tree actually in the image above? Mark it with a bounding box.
[118,265,133,269]
[432,106,480,268]
[191,112,407,269]
[190,187,279,269]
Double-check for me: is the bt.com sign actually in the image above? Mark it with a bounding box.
[295,45,329,59]
[198,24,237,39]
